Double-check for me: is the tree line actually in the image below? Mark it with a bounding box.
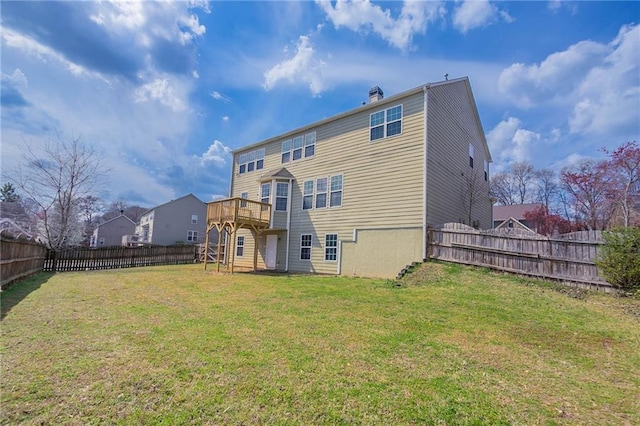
[490,141,639,234]
[1,134,147,249]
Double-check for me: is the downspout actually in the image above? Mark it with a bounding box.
[422,85,430,261]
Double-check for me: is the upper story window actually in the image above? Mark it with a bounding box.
[301,175,341,210]
[469,144,475,168]
[240,192,248,207]
[484,160,489,181]
[191,214,198,224]
[370,105,402,141]
[282,132,316,163]
[239,148,265,175]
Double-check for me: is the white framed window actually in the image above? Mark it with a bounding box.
[300,234,312,260]
[236,236,244,257]
[484,160,489,181]
[302,180,314,210]
[370,105,402,141]
[325,234,338,262]
[304,132,315,158]
[99,237,105,245]
[187,230,198,242]
[469,144,475,168]
[240,192,249,207]
[281,132,316,163]
[275,182,289,211]
[316,177,328,209]
[281,139,291,163]
[261,183,271,204]
[191,214,198,224]
[238,148,265,174]
[330,175,343,207]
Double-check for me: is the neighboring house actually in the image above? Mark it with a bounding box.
[493,203,543,230]
[0,218,33,239]
[207,77,493,279]
[493,217,537,235]
[134,194,207,246]
[90,215,136,247]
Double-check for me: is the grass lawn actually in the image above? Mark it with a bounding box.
[2,262,639,425]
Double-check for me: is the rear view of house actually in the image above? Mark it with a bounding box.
[90,215,136,247]
[206,77,492,279]
[133,194,207,246]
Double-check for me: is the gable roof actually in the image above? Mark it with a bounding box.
[141,193,203,216]
[96,214,136,229]
[260,167,295,180]
[233,76,484,156]
[493,203,543,221]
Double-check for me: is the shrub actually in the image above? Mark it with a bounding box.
[597,227,640,292]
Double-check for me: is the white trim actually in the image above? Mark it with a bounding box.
[422,85,430,261]
[299,233,312,261]
[285,179,293,271]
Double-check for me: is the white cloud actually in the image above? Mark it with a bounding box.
[134,78,186,111]
[4,68,28,88]
[453,0,513,34]
[222,116,230,122]
[263,35,326,96]
[569,24,640,136]
[211,91,231,102]
[316,0,445,51]
[486,117,541,168]
[498,39,609,108]
[200,140,232,166]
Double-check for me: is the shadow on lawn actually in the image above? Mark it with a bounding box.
[1,272,54,320]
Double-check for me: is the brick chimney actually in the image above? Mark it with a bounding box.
[369,86,384,103]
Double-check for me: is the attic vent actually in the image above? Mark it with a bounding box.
[369,86,384,103]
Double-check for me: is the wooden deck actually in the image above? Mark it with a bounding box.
[204,198,271,273]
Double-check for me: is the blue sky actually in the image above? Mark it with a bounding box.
[1,0,638,208]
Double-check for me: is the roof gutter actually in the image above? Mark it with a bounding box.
[422,84,430,261]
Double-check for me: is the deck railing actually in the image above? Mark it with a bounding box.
[206,198,271,228]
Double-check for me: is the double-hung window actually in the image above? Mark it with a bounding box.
[261,183,271,204]
[325,234,337,261]
[236,236,244,257]
[370,105,402,141]
[275,182,289,211]
[187,230,198,242]
[191,214,198,224]
[330,175,343,207]
[304,132,315,157]
[300,234,312,260]
[292,136,303,161]
[469,144,475,168]
[484,160,489,181]
[302,180,314,210]
[240,192,249,208]
[315,177,327,209]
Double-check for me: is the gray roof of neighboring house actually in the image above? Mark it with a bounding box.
[493,203,543,221]
[95,214,136,229]
[140,193,203,216]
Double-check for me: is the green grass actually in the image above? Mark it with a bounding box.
[2,263,639,425]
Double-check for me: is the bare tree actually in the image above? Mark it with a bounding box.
[560,159,612,230]
[511,161,535,204]
[534,168,559,210]
[489,172,517,205]
[461,171,485,227]
[10,133,108,250]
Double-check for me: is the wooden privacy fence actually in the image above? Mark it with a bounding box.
[1,236,47,289]
[427,223,612,291]
[44,245,199,272]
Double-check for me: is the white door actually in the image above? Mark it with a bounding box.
[266,234,277,269]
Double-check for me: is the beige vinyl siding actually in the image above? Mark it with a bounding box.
[286,92,426,274]
[425,82,492,229]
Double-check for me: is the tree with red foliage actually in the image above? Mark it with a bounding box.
[523,205,573,236]
[602,141,640,228]
[560,159,613,230]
